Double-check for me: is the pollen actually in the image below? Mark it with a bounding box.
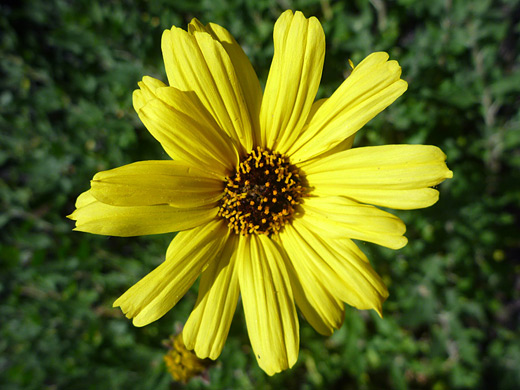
[218,147,306,236]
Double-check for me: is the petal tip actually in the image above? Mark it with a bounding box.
[398,78,409,92]
[398,236,409,249]
[161,28,171,40]
[132,317,149,328]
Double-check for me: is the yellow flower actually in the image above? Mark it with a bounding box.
[164,333,212,383]
[68,10,452,375]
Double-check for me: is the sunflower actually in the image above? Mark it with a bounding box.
[68,10,453,375]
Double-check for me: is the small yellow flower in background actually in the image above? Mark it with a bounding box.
[68,10,452,375]
[164,333,212,383]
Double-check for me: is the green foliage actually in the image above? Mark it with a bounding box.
[1,0,519,389]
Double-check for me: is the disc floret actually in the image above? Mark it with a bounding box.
[219,147,305,235]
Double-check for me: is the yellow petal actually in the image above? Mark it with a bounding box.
[300,196,408,250]
[304,144,453,209]
[273,234,345,336]
[90,160,224,208]
[305,98,327,123]
[138,95,237,175]
[188,19,262,145]
[133,76,167,112]
[183,234,239,360]
[68,190,217,236]
[161,26,253,152]
[238,234,299,375]
[298,99,356,160]
[74,188,96,208]
[113,220,230,326]
[285,220,388,317]
[303,103,356,159]
[134,76,237,173]
[260,10,325,152]
[288,52,408,163]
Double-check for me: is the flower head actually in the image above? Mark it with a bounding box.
[164,333,212,383]
[68,10,452,375]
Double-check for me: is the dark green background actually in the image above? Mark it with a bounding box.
[1,0,519,389]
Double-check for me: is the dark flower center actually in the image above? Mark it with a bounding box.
[218,147,305,236]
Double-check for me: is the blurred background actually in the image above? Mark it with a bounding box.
[1,0,519,389]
